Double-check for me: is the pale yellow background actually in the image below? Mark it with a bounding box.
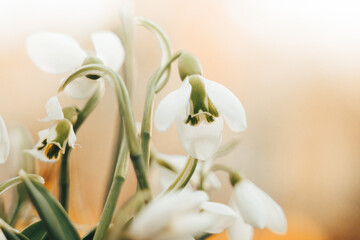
[1,0,360,239]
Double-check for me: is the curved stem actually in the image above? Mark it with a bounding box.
[93,139,129,240]
[135,17,172,92]
[211,164,242,186]
[59,65,150,192]
[141,52,183,168]
[164,156,198,193]
[59,83,104,211]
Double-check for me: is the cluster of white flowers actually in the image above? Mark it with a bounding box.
[0,9,287,240]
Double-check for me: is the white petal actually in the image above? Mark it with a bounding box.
[129,190,208,239]
[40,96,64,122]
[228,217,254,240]
[24,149,58,163]
[200,202,238,234]
[92,31,125,71]
[67,126,77,148]
[38,129,50,139]
[154,79,192,132]
[63,77,102,99]
[204,78,247,132]
[176,116,223,160]
[252,183,287,234]
[27,32,86,74]
[233,180,268,229]
[228,200,254,240]
[0,116,10,164]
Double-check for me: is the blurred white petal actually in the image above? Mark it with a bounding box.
[40,96,64,122]
[252,183,287,233]
[27,32,86,74]
[204,78,247,132]
[63,77,102,99]
[177,116,223,160]
[233,180,267,229]
[154,79,191,132]
[233,180,287,233]
[200,202,238,234]
[129,190,208,240]
[24,149,58,163]
[0,116,10,164]
[92,31,125,71]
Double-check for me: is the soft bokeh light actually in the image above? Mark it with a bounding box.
[1,0,360,239]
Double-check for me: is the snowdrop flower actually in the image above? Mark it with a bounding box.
[0,115,10,164]
[199,201,238,234]
[227,200,254,240]
[26,96,76,162]
[27,31,124,99]
[231,179,287,234]
[154,53,246,160]
[128,190,212,240]
[154,153,221,191]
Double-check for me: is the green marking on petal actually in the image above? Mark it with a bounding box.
[186,75,219,126]
[45,144,62,161]
[52,120,72,148]
[62,106,80,125]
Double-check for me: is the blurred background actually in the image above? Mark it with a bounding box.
[1,0,360,239]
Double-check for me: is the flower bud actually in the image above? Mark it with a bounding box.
[178,51,203,81]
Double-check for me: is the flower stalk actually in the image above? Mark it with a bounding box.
[141,51,183,168]
[59,64,150,192]
[93,138,129,240]
[59,82,105,211]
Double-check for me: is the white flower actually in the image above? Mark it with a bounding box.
[199,201,238,234]
[27,31,125,99]
[0,115,10,164]
[231,179,287,234]
[154,153,221,191]
[154,75,246,160]
[26,96,76,162]
[227,200,254,240]
[129,190,211,240]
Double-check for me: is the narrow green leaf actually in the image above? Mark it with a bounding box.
[0,218,29,240]
[0,175,44,195]
[22,221,47,240]
[19,171,80,240]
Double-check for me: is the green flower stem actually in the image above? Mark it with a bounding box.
[59,83,104,211]
[93,139,129,240]
[135,17,172,92]
[211,164,242,186]
[59,65,150,192]
[141,52,183,168]
[165,156,198,193]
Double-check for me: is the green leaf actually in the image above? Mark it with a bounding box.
[0,175,44,195]
[19,171,80,240]
[22,221,47,240]
[0,218,29,240]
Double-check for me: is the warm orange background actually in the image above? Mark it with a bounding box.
[1,1,360,239]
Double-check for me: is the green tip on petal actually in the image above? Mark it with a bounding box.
[230,173,242,186]
[178,51,203,81]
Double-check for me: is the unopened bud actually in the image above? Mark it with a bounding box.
[178,51,203,81]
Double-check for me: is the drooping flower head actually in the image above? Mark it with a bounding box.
[0,115,10,164]
[231,178,287,234]
[26,96,77,162]
[27,31,125,99]
[128,190,238,240]
[154,52,246,160]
